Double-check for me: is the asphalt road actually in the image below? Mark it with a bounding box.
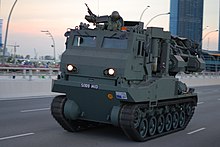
[0,85,220,147]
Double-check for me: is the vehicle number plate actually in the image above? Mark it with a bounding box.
[81,83,99,89]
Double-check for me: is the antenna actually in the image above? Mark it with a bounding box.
[97,0,99,16]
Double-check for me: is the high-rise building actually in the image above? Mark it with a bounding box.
[0,19,3,48]
[170,0,204,44]
[219,0,220,52]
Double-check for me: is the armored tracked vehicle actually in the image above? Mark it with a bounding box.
[51,5,205,141]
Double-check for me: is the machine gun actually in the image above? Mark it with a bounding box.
[85,3,97,24]
[85,3,109,25]
[85,3,97,18]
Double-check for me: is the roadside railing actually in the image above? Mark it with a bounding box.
[0,67,59,80]
[0,67,220,81]
[176,72,220,79]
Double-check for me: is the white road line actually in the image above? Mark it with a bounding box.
[197,102,204,105]
[20,108,50,113]
[218,99,220,101]
[0,96,54,101]
[0,133,35,141]
[187,128,206,135]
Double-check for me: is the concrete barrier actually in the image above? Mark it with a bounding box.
[0,79,56,98]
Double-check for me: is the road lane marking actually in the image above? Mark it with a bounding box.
[187,128,206,135]
[0,133,35,141]
[0,95,56,101]
[218,99,220,101]
[197,102,204,105]
[21,108,50,113]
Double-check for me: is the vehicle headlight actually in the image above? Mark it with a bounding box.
[104,68,116,76]
[108,68,115,75]
[67,64,77,72]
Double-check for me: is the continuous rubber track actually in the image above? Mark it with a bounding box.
[119,96,197,142]
[51,95,89,132]
[51,95,197,141]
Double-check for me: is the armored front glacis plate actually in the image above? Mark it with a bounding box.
[50,4,204,142]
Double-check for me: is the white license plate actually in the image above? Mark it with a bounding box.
[80,83,99,89]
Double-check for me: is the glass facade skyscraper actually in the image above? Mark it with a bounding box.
[219,0,220,52]
[170,0,204,44]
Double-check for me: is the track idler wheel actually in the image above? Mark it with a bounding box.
[51,95,88,132]
[186,103,193,116]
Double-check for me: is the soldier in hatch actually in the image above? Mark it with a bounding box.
[104,11,124,31]
[85,4,124,31]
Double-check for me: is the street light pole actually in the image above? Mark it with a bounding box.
[201,29,218,49]
[145,12,170,28]
[2,0,18,64]
[202,26,209,31]
[203,30,218,41]
[139,5,150,21]
[41,30,56,62]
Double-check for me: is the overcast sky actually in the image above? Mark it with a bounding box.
[1,0,219,57]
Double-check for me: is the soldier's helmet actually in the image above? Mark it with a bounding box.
[111,11,120,21]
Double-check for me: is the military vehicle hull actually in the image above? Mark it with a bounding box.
[51,76,197,141]
[50,8,203,141]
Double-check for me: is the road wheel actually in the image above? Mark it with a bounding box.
[186,103,192,116]
[179,110,186,128]
[165,113,172,132]
[157,114,165,134]
[172,112,179,129]
[148,116,157,136]
[138,118,148,138]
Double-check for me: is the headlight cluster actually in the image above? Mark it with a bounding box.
[104,68,116,76]
[67,64,78,72]
[67,64,116,77]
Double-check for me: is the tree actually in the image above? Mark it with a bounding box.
[25,55,30,59]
